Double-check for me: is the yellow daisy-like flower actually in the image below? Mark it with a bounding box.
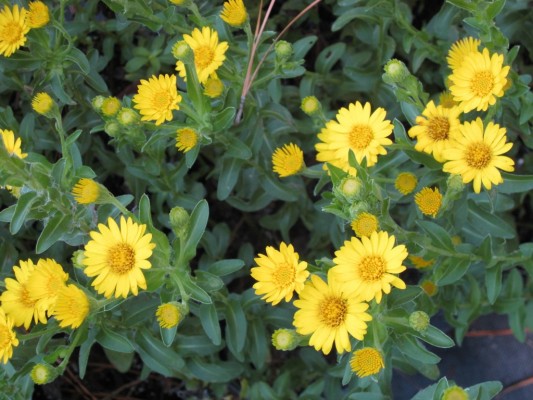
[442,386,468,400]
[132,74,182,126]
[176,27,229,84]
[251,242,309,305]
[394,172,417,195]
[27,1,50,29]
[0,259,48,329]
[71,178,100,204]
[351,212,379,238]
[415,187,442,217]
[101,96,121,117]
[203,75,224,98]
[350,347,385,377]
[52,284,90,329]
[156,302,181,329]
[32,92,55,115]
[449,48,510,113]
[0,4,29,57]
[331,231,408,304]
[272,143,305,178]
[293,272,372,355]
[0,308,19,364]
[82,216,156,299]
[408,255,434,269]
[447,37,480,71]
[176,127,198,153]
[442,118,514,193]
[439,91,457,108]
[408,101,462,162]
[315,101,393,174]
[220,0,247,27]
[1,129,27,159]
[26,258,69,312]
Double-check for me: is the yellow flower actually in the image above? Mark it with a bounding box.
[415,187,442,217]
[0,308,19,364]
[439,91,457,108]
[71,178,101,204]
[1,129,27,158]
[350,347,385,377]
[272,143,305,178]
[442,386,468,400]
[25,259,69,312]
[132,74,182,126]
[176,127,199,153]
[447,37,480,70]
[203,75,224,98]
[394,172,417,195]
[101,96,121,117]
[52,284,90,329]
[0,259,48,329]
[351,212,379,238]
[82,216,156,298]
[169,0,187,5]
[408,101,462,162]
[442,118,514,193]
[408,255,434,269]
[301,96,321,115]
[27,1,50,29]
[32,92,55,115]
[315,101,393,174]
[251,242,309,305]
[156,302,181,329]
[0,4,29,57]
[220,0,247,27]
[449,48,510,113]
[176,27,229,84]
[293,272,371,355]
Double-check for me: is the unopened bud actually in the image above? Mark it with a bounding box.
[409,311,430,332]
[272,328,300,351]
[31,363,57,385]
[275,40,293,61]
[383,59,410,83]
[170,207,189,239]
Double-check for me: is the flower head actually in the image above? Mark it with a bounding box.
[27,1,50,29]
[339,177,363,200]
[251,242,309,305]
[447,37,480,71]
[176,27,229,84]
[316,101,393,174]
[25,259,69,312]
[82,216,156,298]
[156,302,183,329]
[52,284,90,328]
[272,143,305,178]
[332,231,408,303]
[301,96,321,115]
[408,255,434,269]
[409,311,430,332]
[0,308,19,364]
[32,92,55,116]
[394,172,417,195]
[0,5,29,57]
[439,91,457,108]
[383,59,410,83]
[176,127,198,153]
[408,101,462,162]
[293,272,371,355]
[421,280,438,296]
[132,74,181,125]
[101,96,121,117]
[71,178,101,204]
[351,213,379,238]
[443,119,514,193]
[442,386,468,400]
[350,347,384,377]
[415,187,442,217]
[1,129,27,159]
[203,75,224,98]
[31,364,56,385]
[449,48,510,112]
[172,40,190,59]
[272,329,300,351]
[117,108,139,126]
[220,0,247,27]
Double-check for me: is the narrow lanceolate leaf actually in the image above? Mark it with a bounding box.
[10,191,38,234]
[225,297,247,360]
[199,303,222,345]
[36,212,71,254]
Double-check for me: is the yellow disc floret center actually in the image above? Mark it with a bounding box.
[349,125,373,150]
[1,22,22,45]
[471,71,494,97]
[428,117,450,141]
[272,263,295,288]
[283,155,302,174]
[108,243,136,274]
[21,287,36,308]
[319,296,347,328]
[152,91,172,111]
[178,129,197,148]
[466,142,492,169]
[0,325,10,348]
[358,255,386,282]
[195,46,215,69]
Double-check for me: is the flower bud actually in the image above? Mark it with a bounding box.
[442,386,468,400]
[170,206,189,239]
[275,40,293,61]
[300,96,321,116]
[117,108,140,126]
[339,177,363,201]
[32,92,56,117]
[172,40,191,60]
[92,95,105,112]
[409,311,430,332]
[271,328,300,351]
[31,363,57,385]
[156,301,188,329]
[71,250,86,270]
[383,59,410,83]
[104,121,121,138]
[101,97,121,117]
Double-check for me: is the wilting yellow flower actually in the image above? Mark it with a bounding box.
[156,302,181,329]
[251,242,309,305]
[408,255,434,269]
[315,101,393,174]
[408,101,462,162]
[101,97,121,117]
[0,5,29,57]
[301,96,321,115]
[0,308,19,364]
[350,347,385,377]
[52,284,90,329]
[32,92,54,115]
[71,178,101,204]
[176,127,198,153]
[443,118,514,193]
[439,91,457,108]
[1,129,27,159]
[26,259,69,312]
[82,216,156,298]
[394,172,417,195]
[421,280,438,297]
[449,48,510,113]
[447,37,480,70]
[415,187,442,217]
[0,259,48,329]
[271,329,300,351]
[272,143,305,178]
[332,231,407,303]
[442,386,468,400]
[176,27,229,84]
[220,0,247,27]
[132,74,182,125]
[293,272,371,355]
[203,75,224,98]
[27,1,50,29]
[351,212,379,238]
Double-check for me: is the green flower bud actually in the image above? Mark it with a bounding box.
[172,40,191,60]
[71,250,86,270]
[117,108,140,126]
[271,329,300,351]
[442,385,468,400]
[339,177,363,201]
[104,121,121,138]
[300,96,321,116]
[383,59,410,83]
[91,95,105,112]
[30,363,57,385]
[409,311,430,332]
[170,206,189,239]
[275,40,293,61]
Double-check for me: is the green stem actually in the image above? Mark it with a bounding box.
[17,326,62,341]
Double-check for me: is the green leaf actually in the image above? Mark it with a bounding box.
[434,258,470,286]
[415,326,455,348]
[182,199,209,262]
[160,325,178,347]
[446,0,477,12]
[213,107,236,133]
[79,327,98,379]
[248,318,268,369]
[217,158,242,200]
[35,212,71,254]
[196,270,224,292]
[416,220,455,251]
[260,175,299,202]
[103,348,135,373]
[181,272,212,304]
[395,335,441,364]
[186,358,244,383]
[175,334,222,356]
[0,204,15,222]
[138,193,153,226]
[332,7,378,31]
[400,102,420,126]
[292,35,317,60]
[225,297,247,360]
[486,0,506,20]
[226,136,252,160]
[498,173,533,194]
[467,200,515,239]
[135,328,185,376]
[65,47,90,75]
[198,303,222,345]
[184,62,205,114]
[10,191,38,234]
[208,259,245,276]
[485,263,503,305]
[315,43,346,74]
[96,326,135,353]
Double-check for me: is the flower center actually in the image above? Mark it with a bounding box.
[428,117,450,141]
[160,306,179,325]
[351,348,384,376]
[319,296,347,327]
[0,325,10,349]
[1,22,23,45]
[465,142,492,169]
[195,46,215,70]
[21,287,36,308]
[178,129,197,147]
[358,255,386,282]
[107,243,136,274]
[471,71,494,97]
[152,91,172,111]
[272,262,295,288]
[349,125,374,150]
[283,155,302,174]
